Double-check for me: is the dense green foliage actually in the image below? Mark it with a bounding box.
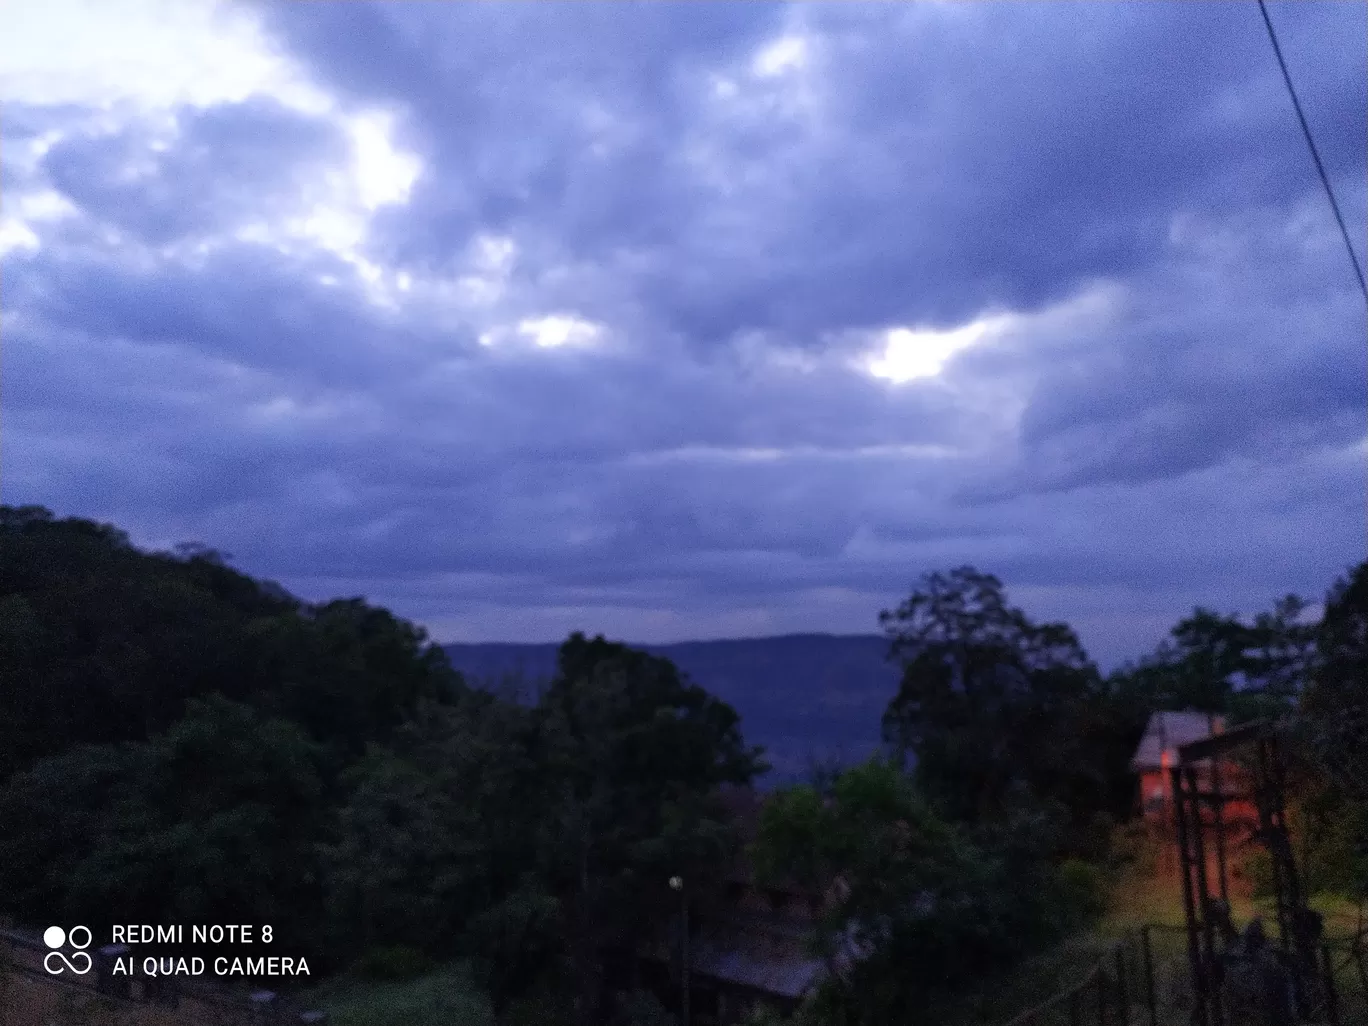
[1,695,329,951]
[751,760,1103,1022]
[878,567,1135,848]
[745,564,1366,1024]
[1105,596,1317,724]
[1295,561,1368,899]
[0,507,763,1024]
[0,505,464,782]
[1302,562,1368,803]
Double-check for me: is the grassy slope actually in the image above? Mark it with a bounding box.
[1103,869,1364,940]
[298,962,494,1026]
[918,933,1116,1026]
[924,865,1365,1026]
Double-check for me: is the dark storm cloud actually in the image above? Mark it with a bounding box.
[252,1,784,270]
[255,0,1365,340]
[41,98,348,245]
[5,0,1365,666]
[980,213,1368,497]
[7,243,446,387]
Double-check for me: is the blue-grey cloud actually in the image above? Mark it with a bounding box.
[40,98,348,245]
[255,0,1367,337]
[4,0,1365,673]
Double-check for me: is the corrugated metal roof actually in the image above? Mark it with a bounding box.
[688,937,825,999]
[1130,710,1224,771]
[641,911,873,1000]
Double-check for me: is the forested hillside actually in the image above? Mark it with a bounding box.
[0,506,764,1021]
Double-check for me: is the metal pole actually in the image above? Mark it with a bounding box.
[1070,986,1081,1026]
[1321,945,1339,1026]
[1187,766,1220,1026]
[1141,926,1157,1026]
[682,888,690,1026]
[1209,717,1229,905]
[669,875,689,1026]
[1171,767,1208,1026]
[1261,736,1315,1015]
[1116,944,1129,1024]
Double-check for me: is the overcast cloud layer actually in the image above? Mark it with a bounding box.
[3,0,1365,669]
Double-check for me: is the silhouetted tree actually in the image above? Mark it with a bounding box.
[879,567,1120,836]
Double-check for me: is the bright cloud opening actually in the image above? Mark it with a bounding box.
[517,315,602,349]
[2,0,425,295]
[865,315,1014,383]
[0,189,80,256]
[346,111,421,210]
[752,36,808,79]
[0,0,329,113]
[476,314,602,350]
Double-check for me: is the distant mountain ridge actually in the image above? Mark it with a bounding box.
[442,634,902,784]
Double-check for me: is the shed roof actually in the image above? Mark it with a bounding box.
[688,937,825,999]
[639,921,827,1001]
[1130,710,1225,772]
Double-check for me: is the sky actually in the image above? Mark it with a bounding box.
[2,0,1365,670]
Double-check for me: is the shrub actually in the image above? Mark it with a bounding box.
[1110,820,1160,878]
[1243,848,1275,900]
[1057,858,1107,924]
[739,1003,787,1025]
[353,945,437,981]
[500,990,575,1026]
[618,989,677,1026]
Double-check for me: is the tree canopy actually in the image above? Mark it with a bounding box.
[879,567,1123,835]
[1105,596,1317,723]
[750,759,1101,1024]
[0,506,464,781]
[0,507,765,1022]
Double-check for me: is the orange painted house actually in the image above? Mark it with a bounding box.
[1130,711,1260,828]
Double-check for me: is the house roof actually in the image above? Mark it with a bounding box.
[688,936,826,999]
[1130,710,1225,772]
[639,919,828,1000]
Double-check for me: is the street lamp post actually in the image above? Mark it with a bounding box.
[669,876,689,1026]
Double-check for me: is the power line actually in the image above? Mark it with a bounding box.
[1257,0,1368,304]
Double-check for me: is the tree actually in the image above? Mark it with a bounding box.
[0,506,465,782]
[750,759,1096,1024]
[322,692,557,1001]
[319,634,766,1020]
[0,740,134,926]
[1245,595,1318,699]
[0,507,783,1014]
[0,696,328,955]
[879,567,1106,830]
[252,597,467,759]
[1302,562,1368,797]
[1108,597,1316,724]
[532,633,766,1024]
[1297,562,1368,898]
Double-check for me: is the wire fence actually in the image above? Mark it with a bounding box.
[996,924,1368,1026]
[996,931,1152,1026]
[1315,928,1368,1026]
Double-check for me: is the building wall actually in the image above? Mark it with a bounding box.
[1137,762,1260,827]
